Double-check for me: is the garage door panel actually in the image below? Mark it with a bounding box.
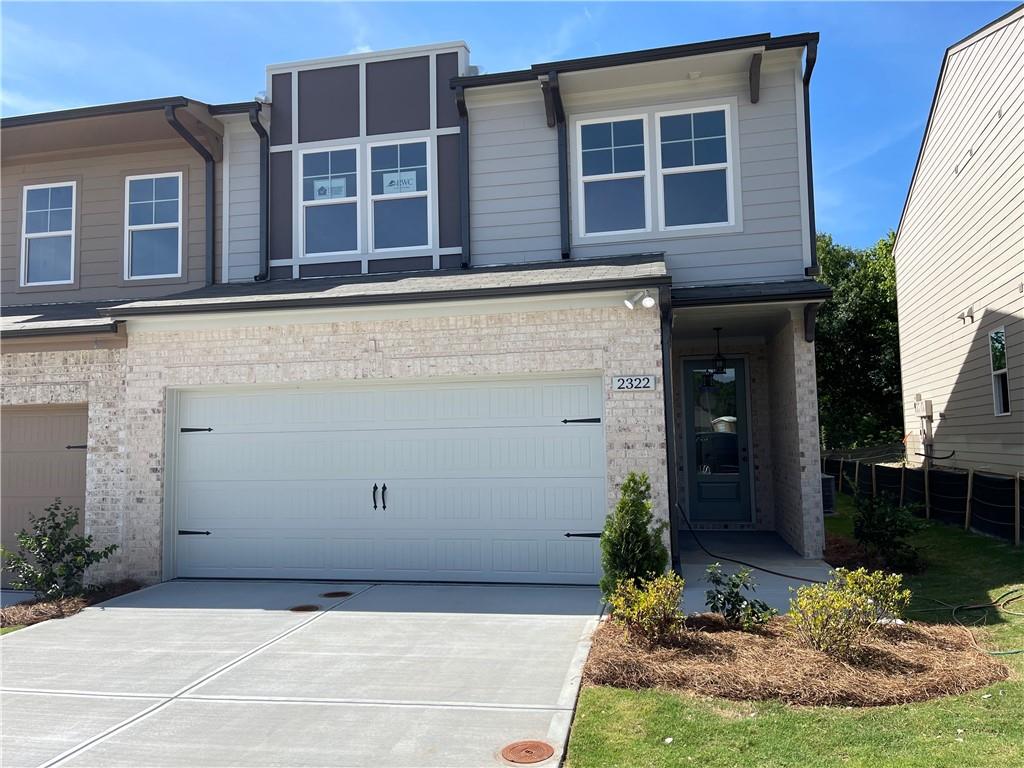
[174,377,607,584]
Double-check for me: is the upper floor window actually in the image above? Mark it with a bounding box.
[21,182,75,286]
[578,117,648,235]
[125,173,182,279]
[990,328,1010,415]
[657,107,731,228]
[302,147,359,256]
[370,140,429,250]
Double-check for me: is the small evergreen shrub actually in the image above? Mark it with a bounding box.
[789,568,914,657]
[1,499,117,599]
[704,563,777,630]
[851,489,923,572]
[608,572,685,646]
[599,472,668,598]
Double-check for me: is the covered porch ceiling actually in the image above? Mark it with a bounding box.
[672,302,795,342]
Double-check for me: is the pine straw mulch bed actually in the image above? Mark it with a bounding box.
[0,580,143,629]
[584,614,1009,707]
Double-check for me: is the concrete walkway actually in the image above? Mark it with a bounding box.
[1,580,603,768]
[678,532,833,614]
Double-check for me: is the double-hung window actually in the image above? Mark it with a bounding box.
[302,147,359,256]
[657,107,732,228]
[578,117,648,235]
[370,140,430,250]
[990,328,1011,415]
[125,173,182,279]
[22,182,75,285]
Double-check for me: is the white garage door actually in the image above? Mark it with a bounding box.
[172,377,607,584]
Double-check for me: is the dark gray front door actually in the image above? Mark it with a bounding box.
[683,359,752,523]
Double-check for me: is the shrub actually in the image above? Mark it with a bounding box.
[789,568,914,657]
[704,563,777,630]
[608,572,685,646]
[834,567,911,625]
[851,489,923,572]
[1,499,117,599]
[599,472,668,598]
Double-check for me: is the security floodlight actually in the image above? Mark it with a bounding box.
[624,290,656,310]
[641,292,656,309]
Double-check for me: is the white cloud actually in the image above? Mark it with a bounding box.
[818,118,925,179]
[0,88,71,117]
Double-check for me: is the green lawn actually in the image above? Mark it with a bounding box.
[566,494,1024,768]
[0,625,23,635]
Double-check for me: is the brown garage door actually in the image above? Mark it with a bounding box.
[1,406,87,588]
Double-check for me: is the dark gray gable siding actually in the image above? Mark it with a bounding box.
[366,56,431,134]
[437,133,461,248]
[269,151,292,258]
[298,65,360,142]
[269,73,292,146]
[435,52,460,129]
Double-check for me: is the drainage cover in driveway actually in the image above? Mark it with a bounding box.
[501,740,555,764]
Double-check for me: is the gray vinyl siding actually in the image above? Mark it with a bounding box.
[467,65,808,283]
[468,94,562,264]
[893,9,1023,475]
[1,142,210,305]
[223,118,263,282]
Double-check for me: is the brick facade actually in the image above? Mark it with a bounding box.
[2,300,670,583]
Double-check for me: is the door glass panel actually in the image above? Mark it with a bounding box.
[691,368,738,475]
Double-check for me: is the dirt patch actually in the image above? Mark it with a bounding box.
[584,614,1008,707]
[0,580,143,629]
[823,531,874,569]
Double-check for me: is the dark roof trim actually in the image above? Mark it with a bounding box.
[671,280,831,308]
[451,32,818,89]
[1,320,121,339]
[208,101,262,115]
[1,97,192,128]
[893,6,1021,253]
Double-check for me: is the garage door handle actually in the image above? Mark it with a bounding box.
[372,483,378,510]
[178,530,211,536]
[381,483,387,510]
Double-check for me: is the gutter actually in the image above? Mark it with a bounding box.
[1,320,121,339]
[1,96,190,129]
[165,106,215,286]
[801,37,820,277]
[247,104,270,281]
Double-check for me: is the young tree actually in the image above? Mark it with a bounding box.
[815,231,903,449]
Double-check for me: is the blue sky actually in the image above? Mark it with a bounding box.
[1,1,1013,247]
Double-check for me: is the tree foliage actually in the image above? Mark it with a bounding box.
[599,472,668,598]
[815,231,903,449]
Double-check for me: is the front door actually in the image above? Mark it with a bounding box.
[682,359,752,523]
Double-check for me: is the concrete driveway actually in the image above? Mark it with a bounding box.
[1,581,603,768]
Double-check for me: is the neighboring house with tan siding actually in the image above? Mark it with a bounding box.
[2,33,831,587]
[893,6,1023,476]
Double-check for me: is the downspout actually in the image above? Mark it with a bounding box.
[802,40,820,277]
[455,85,471,269]
[659,285,681,573]
[248,104,270,281]
[165,106,215,286]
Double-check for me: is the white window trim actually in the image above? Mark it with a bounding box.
[20,180,76,287]
[123,172,183,280]
[298,143,362,259]
[990,326,1010,416]
[655,103,736,231]
[367,136,433,253]
[575,113,652,239]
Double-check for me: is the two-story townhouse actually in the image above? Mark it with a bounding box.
[1,32,828,587]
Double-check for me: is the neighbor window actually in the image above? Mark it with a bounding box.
[370,140,429,250]
[990,327,1010,415]
[578,117,648,235]
[22,182,75,285]
[125,173,182,279]
[302,147,359,256]
[657,107,731,227]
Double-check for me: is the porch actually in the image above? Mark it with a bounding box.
[667,286,827,561]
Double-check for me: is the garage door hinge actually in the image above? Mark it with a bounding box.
[180,427,213,433]
[177,529,211,536]
[561,417,601,424]
[564,531,602,538]
[65,444,87,450]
